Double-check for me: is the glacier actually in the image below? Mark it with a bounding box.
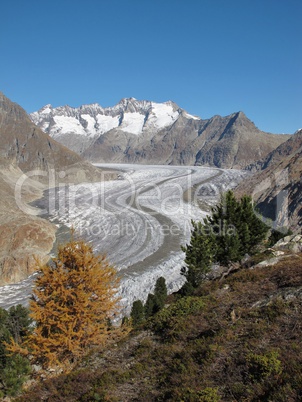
[0,165,247,314]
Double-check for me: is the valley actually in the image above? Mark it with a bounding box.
[0,164,247,312]
[1,3,300,398]
[0,91,300,314]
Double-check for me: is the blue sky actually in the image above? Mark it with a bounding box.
[1,0,301,133]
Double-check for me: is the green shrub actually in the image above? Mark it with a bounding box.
[178,386,220,401]
[268,228,293,247]
[0,305,32,397]
[0,353,31,397]
[246,351,282,382]
[149,297,204,338]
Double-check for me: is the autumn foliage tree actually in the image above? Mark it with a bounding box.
[8,238,120,367]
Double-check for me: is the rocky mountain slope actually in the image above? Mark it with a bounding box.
[0,92,105,183]
[17,242,302,401]
[31,98,290,169]
[237,129,302,230]
[0,92,108,285]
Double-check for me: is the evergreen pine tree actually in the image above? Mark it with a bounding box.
[0,306,31,397]
[239,195,269,253]
[181,220,216,288]
[239,222,251,255]
[181,191,269,288]
[7,305,32,344]
[153,277,168,312]
[144,294,156,319]
[130,300,145,326]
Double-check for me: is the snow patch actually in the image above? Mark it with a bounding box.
[41,106,52,114]
[80,114,98,135]
[96,114,120,134]
[147,102,180,129]
[120,112,145,135]
[184,112,201,120]
[53,115,86,136]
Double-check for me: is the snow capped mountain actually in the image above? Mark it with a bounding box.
[30,98,290,168]
[30,98,189,139]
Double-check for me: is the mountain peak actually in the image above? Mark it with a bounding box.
[114,98,152,114]
[119,97,137,103]
[39,104,53,114]
[226,110,258,131]
[30,98,183,140]
[30,99,289,169]
[231,111,247,120]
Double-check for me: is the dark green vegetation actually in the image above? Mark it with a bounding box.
[268,227,293,247]
[0,306,31,397]
[181,190,269,290]
[14,254,302,401]
[130,300,145,327]
[131,277,168,325]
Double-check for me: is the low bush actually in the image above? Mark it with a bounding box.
[148,296,205,340]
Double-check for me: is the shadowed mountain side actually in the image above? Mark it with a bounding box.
[236,129,302,230]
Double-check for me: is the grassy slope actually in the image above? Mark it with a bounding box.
[16,254,302,402]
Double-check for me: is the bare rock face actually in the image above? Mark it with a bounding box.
[0,218,56,285]
[236,129,302,230]
[31,99,290,169]
[0,92,112,286]
[274,234,302,253]
[0,92,106,183]
[0,162,56,285]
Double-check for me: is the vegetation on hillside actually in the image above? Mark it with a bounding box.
[14,254,302,401]
[1,191,301,400]
[0,305,31,397]
[131,277,168,326]
[181,190,269,290]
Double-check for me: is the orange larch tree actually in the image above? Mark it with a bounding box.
[9,238,120,367]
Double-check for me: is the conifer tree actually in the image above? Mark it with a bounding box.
[182,191,269,288]
[206,191,268,263]
[181,220,216,288]
[7,239,120,367]
[144,293,156,319]
[239,195,268,253]
[130,300,145,326]
[153,277,168,312]
[6,305,32,344]
[0,306,31,397]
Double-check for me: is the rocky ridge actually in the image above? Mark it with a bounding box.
[0,92,111,285]
[30,98,290,169]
